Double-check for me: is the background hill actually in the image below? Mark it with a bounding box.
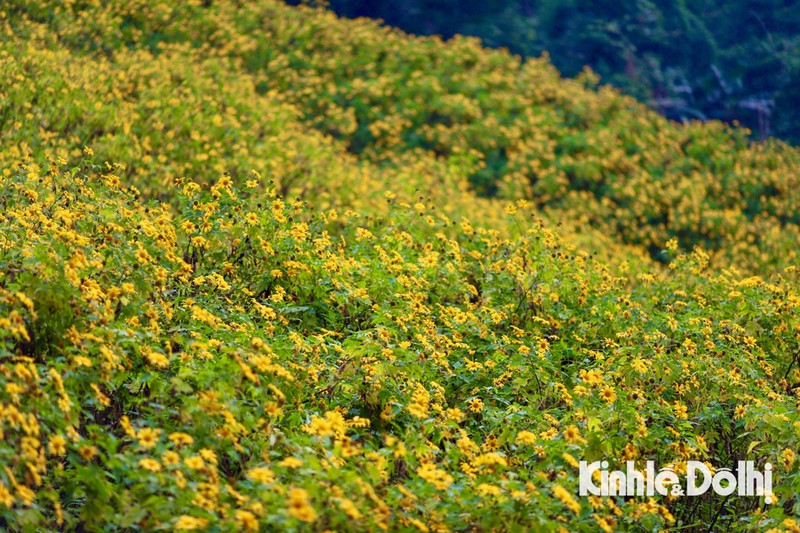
[1,1,800,531]
[319,0,800,144]
[6,0,800,274]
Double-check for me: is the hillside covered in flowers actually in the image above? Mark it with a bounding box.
[1,1,800,531]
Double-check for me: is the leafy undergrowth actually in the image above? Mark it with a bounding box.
[1,159,799,531]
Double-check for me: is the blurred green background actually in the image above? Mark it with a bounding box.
[306,0,800,144]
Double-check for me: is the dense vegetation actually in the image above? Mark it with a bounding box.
[322,0,800,144]
[1,1,800,531]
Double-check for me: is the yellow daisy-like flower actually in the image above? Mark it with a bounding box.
[516,430,538,446]
[781,448,795,470]
[169,432,194,447]
[184,456,205,470]
[468,398,484,413]
[552,484,581,515]
[134,248,152,264]
[0,482,15,508]
[162,451,181,466]
[174,515,209,530]
[287,488,317,523]
[235,509,259,532]
[563,425,587,445]
[79,445,98,461]
[137,427,161,449]
[74,356,93,367]
[599,386,617,404]
[264,401,283,417]
[48,435,67,456]
[563,452,580,469]
[247,467,275,484]
[477,483,502,496]
[142,347,170,369]
[139,458,162,472]
[278,457,303,469]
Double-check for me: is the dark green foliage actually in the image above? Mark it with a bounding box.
[318,0,800,143]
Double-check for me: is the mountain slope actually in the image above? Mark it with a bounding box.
[5,0,800,273]
[1,1,799,531]
[2,160,799,531]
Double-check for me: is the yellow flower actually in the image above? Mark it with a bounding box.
[580,368,604,387]
[247,467,275,484]
[304,416,335,437]
[48,435,67,456]
[278,457,303,469]
[14,292,35,314]
[74,356,93,367]
[16,485,35,507]
[573,385,590,396]
[163,451,181,466]
[183,455,206,470]
[409,518,429,532]
[416,463,453,490]
[137,427,161,449]
[444,408,464,422]
[0,482,14,508]
[781,448,795,470]
[142,346,170,368]
[79,446,98,461]
[665,238,679,252]
[271,199,287,222]
[287,488,317,523]
[139,458,162,472]
[120,416,136,438]
[594,514,615,532]
[264,401,283,417]
[477,483,502,496]
[90,383,111,407]
[552,484,581,515]
[599,386,617,404]
[190,305,221,329]
[540,427,559,440]
[516,430,537,446]
[169,432,194,447]
[563,425,587,445]
[174,515,209,530]
[348,415,371,428]
[199,449,218,465]
[468,398,484,413]
[134,248,152,264]
[563,452,580,469]
[235,509,259,531]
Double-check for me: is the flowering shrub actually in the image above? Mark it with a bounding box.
[0,159,798,531]
[3,0,800,273]
[1,1,799,531]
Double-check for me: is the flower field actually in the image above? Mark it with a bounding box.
[1,1,800,531]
